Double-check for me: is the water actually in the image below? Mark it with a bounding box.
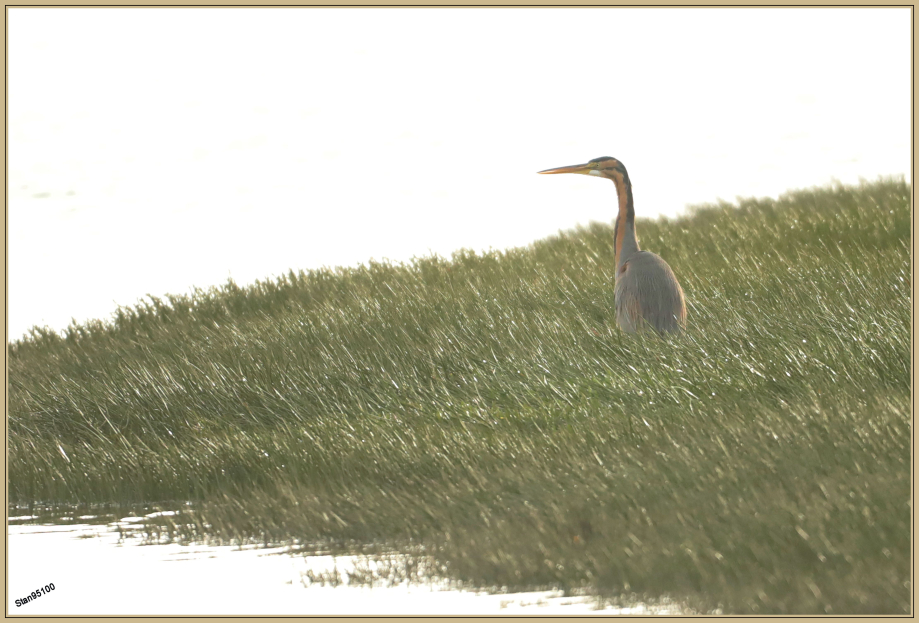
[8,512,682,615]
[8,8,910,340]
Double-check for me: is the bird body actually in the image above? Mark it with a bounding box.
[614,250,685,334]
[539,156,686,334]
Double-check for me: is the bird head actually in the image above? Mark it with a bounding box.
[538,156,627,180]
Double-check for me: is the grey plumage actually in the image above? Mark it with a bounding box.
[615,250,686,334]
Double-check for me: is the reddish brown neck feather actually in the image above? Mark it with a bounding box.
[610,170,636,266]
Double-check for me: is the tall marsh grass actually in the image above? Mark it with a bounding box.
[9,178,911,613]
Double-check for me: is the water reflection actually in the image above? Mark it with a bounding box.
[9,507,683,615]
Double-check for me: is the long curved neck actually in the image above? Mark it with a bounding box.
[611,170,640,272]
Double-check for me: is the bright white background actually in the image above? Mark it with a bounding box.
[8,8,911,341]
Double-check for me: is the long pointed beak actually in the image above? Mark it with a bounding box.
[537,162,592,175]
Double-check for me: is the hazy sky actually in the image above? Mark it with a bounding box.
[8,8,910,340]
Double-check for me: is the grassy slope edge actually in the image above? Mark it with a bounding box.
[9,178,911,614]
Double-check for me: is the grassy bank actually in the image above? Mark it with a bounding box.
[9,178,911,613]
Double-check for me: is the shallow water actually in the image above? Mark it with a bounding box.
[8,512,680,615]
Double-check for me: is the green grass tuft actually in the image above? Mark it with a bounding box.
[9,177,910,614]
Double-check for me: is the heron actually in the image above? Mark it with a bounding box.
[539,156,686,334]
